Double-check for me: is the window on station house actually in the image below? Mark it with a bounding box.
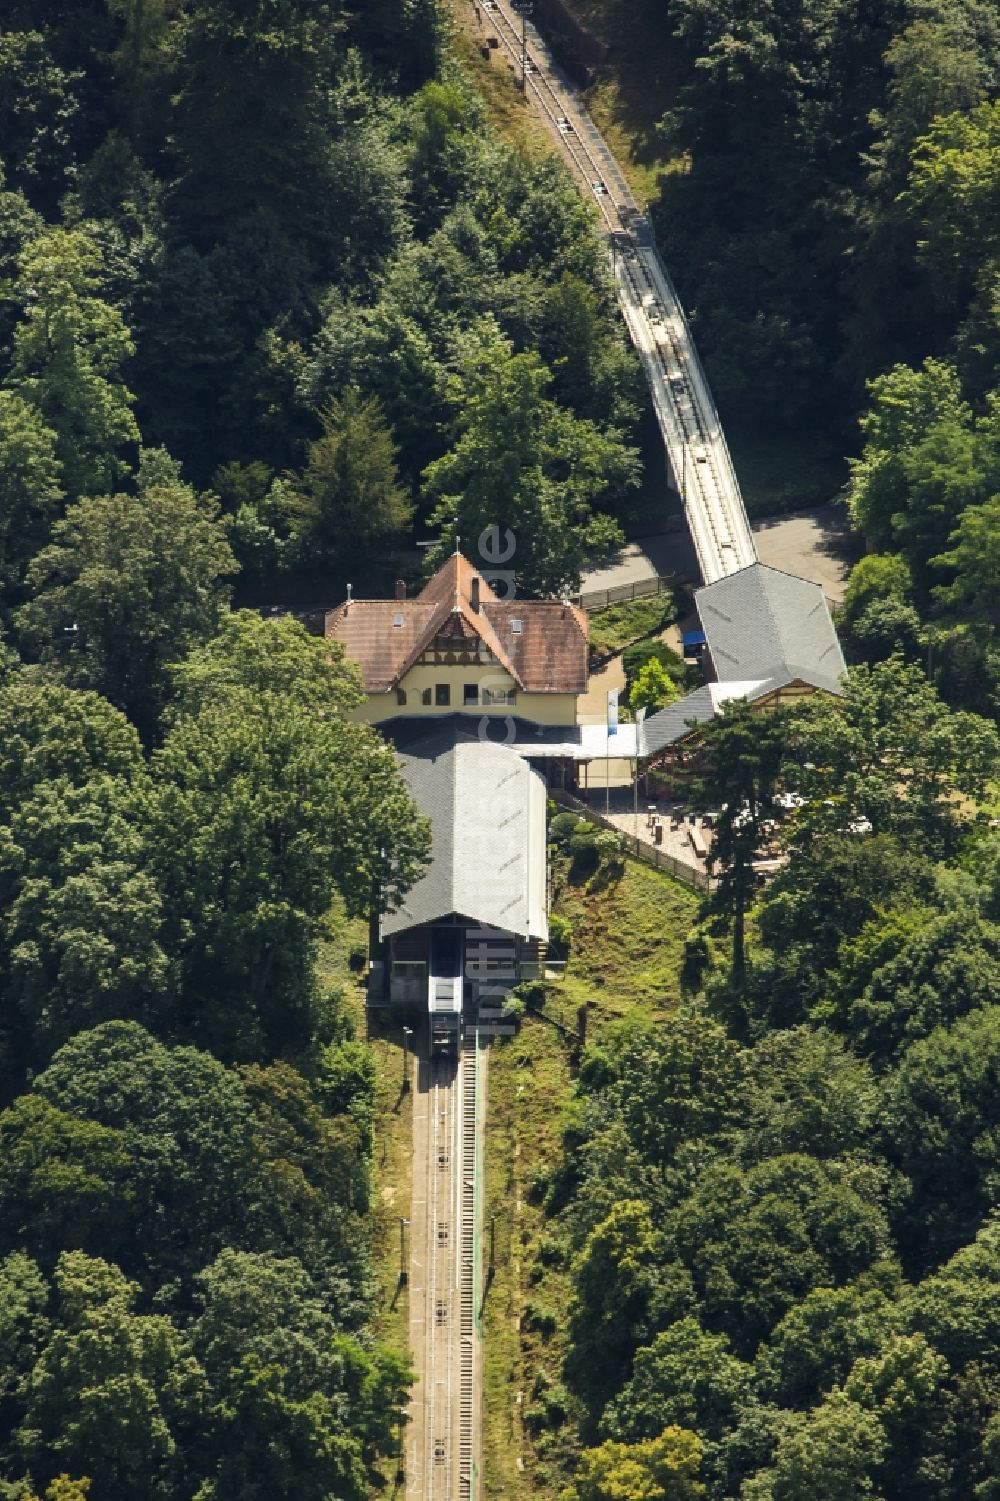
[435,683,450,706]
[421,687,432,706]
[463,684,479,706]
[396,688,407,706]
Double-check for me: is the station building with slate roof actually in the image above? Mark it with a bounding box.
[326,554,845,1015]
[639,562,846,763]
[327,554,582,1013]
[325,551,588,728]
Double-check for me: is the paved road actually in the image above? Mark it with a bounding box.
[753,502,860,604]
[580,503,858,601]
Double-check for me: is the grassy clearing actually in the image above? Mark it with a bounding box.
[482,1019,572,1498]
[562,0,687,208]
[481,853,699,1496]
[444,0,552,155]
[588,593,677,659]
[552,853,698,1021]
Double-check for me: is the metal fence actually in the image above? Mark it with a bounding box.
[574,573,679,613]
[551,789,714,892]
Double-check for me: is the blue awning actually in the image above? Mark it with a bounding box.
[681,630,706,649]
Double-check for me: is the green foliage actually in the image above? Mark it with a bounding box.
[629,659,679,714]
[548,911,573,959]
[423,331,637,598]
[0,31,80,210]
[567,1199,686,1418]
[905,100,1000,298]
[0,679,143,822]
[740,1390,886,1501]
[10,227,139,496]
[620,638,686,688]
[0,391,63,609]
[756,1271,900,1411]
[787,659,1000,857]
[16,477,236,739]
[190,1249,406,1501]
[689,699,791,975]
[841,554,914,630]
[550,811,584,849]
[739,1028,878,1161]
[145,673,429,1058]
[560,1425,705,1501]
[289,391,412,567]
[16,1251,205,1501]
[0,1096,131,1262]
[602,1318,751,1442]
[933,491,1000,623]
[882,1005,1000,1267]
[589,600,677,663]
[166,610,364,722]
[824,906,1000,1063]
[668,1155,890,1355]
[0,774,168,1059]
[902,1217,1000,1370]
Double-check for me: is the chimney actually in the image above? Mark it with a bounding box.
[346,583,352,610]
[395,579,406,601]
[470,575,481,613]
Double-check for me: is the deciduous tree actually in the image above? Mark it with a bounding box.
[423,331,636,597]
[17,477,235,738]
[9,228,139,496]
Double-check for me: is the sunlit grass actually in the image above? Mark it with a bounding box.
[482,852,699,1495]
[588,593,677,659]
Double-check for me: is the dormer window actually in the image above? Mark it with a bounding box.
[512,619,523,635]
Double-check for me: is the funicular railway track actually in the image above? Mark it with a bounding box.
[408,1033,482,1500]
[474,0,756,583]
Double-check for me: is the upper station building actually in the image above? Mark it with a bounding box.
[324,552,589,729]
[325,553,846,1030]
[326,553,589,1030]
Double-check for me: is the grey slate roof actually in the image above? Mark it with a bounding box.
[696,563,845,694]
[638,681,772,757]
[637,686,716,758]
[382,722,548,941]
[638,565,846,759]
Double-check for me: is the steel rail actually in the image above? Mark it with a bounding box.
[472,0,756,582]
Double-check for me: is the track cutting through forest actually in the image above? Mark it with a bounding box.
[407,1030,484,1500]
[473,0,756,583]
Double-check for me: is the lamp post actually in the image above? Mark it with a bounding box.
[399,1217,410,1285]
[402,1025,414,1093]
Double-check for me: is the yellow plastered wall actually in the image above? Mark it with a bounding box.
[353,661,579,727]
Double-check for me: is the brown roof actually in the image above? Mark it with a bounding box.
[325,553,588,694]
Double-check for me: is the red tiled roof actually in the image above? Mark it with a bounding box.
[324,554,588,694]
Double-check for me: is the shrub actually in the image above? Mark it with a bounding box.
[594,827,627,878]
[523,1300,559,1337]
[550,811,582,848]
[622,638,687,686]
[548,911,573,957]
[568,821,602,874]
